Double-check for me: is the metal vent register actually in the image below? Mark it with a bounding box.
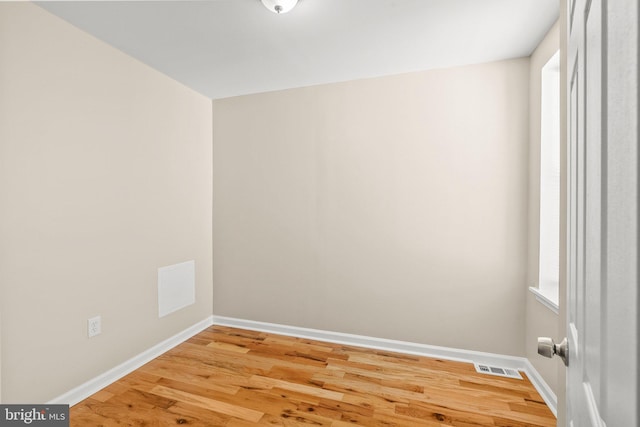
[473,363,522,379]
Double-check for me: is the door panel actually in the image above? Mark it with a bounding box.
[567,0,605,425]
[583,0,602,407]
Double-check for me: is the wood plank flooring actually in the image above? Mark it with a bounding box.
[70,326,556,426]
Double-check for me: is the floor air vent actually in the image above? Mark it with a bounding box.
[474,363,522,379]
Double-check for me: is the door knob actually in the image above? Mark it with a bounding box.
[537,337,569,366]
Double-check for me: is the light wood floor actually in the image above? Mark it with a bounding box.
[71,326,556,426]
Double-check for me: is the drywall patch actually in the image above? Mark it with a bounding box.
[158,260,195,317]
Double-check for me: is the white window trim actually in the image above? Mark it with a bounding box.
[534,50,561,315]
[529,286,559,314]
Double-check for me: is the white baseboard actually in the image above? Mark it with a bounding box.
[48,316,214,406]
[211,315,558,417]
[49,314,557,418]
[523,359,558,417]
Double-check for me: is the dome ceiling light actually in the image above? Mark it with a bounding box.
[261,0,298,14]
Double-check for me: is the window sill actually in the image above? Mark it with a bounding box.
[529,286,559,314]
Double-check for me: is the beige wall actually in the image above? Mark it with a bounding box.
[0,3,213,403]
[213,58,530,356]
[525,20,563,397]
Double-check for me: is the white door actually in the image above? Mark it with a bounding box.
[566,0,638,426]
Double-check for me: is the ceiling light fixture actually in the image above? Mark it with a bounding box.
[261,0,298,14]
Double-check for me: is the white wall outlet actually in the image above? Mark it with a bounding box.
[88,316,101,338]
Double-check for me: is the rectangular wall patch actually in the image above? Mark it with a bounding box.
[158,260,195,318]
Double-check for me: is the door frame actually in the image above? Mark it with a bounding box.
[600,1,639,424]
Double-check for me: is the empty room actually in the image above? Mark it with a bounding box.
[0,1,638,426]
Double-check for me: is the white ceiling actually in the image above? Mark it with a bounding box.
[37,0,559,100]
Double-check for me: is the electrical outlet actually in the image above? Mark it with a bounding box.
[88,316,101,338]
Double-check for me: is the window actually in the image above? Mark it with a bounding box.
[531,51,560,313]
